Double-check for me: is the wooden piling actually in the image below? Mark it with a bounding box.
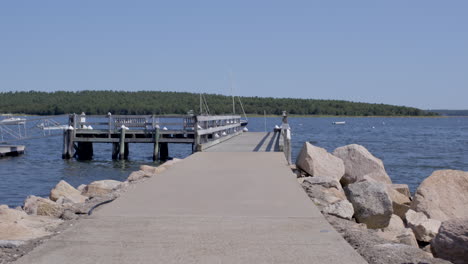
[160,142,169,160]
[124,143,129,159]
[62,130,69,159]
[112,143,119,160]
[119,127,126,160]
[67,130,74,159]
[153,128,160,161]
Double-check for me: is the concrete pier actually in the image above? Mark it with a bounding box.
[14,151,367,264]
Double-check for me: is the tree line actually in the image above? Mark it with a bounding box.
[0,91,437,116]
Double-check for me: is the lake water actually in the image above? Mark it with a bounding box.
[1,116,467,207]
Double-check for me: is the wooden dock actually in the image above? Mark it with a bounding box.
[62,113,292,163]
[0,145,25,158]
[14,139,367,264]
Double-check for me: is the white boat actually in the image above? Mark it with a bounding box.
[0,117,26,125]
[332,121,346,125]
[41,125,69,130]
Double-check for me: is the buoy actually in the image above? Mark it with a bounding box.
[243,127,249,132]
[163,127,168,131]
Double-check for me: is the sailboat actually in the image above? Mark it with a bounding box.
[229,72,248,127]
[0,116,26,125]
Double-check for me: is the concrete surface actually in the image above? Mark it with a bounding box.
[205,132,280,152]
[14,152,367,264]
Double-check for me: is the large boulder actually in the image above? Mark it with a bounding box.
[301,179,346,209]
[127,170,151,182]
[386,185,411,220]
[322,200,354,220]
[391,184,411,198]
[345,181,393,229]
[0,205,62,241]
[333,144,392,185]
[406,209,441,242]
[302,176,343,191]
[411,170,468,221]
[325,214,451,264]
[140,165,166,175]
[50,180,87,204]
[23,195,63,218]
[296,142,345,181]
[376,215,418,247]
[432,218,468,264]
[82,180,123,197]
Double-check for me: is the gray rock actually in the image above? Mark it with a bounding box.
[82,180,123,197]
[385,185,411,220]
[325,214,451,264]
[140,164,166,175]
[406,209,441,242]
[127,170,152,182]
[345,181,393,229]
[301,181,346,209]
[377,215,418,247]
[412,169,468,221]
[322,200,354,220]
[23,195,64,218]
[0,205,63,241]
[432,218,468,264]
[296,142,345,181]
[333,144,392,186]
[0,240,25,248]
[77,184,87,192]
[303,176,343,191]
[60,209,78,220]
[391,183,411,198]
[50,180,87,204]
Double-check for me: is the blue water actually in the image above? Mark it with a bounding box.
[1,117,467,207]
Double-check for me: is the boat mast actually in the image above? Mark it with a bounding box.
[230,71,235,114]
[200,94,203,115]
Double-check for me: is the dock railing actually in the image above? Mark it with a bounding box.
[194,115,242,151]
[71,113,196,134]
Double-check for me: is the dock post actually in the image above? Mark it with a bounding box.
[67,129,74,159]
[153,128,160,161]
[160,142,169,160]
[119,126,126,160]
[193,116,201,153]
[62,125,75,159]
[62,129,69,159]
[112,143,119,160]
[124,143,129,159]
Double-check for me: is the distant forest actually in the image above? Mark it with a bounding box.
[0,91,437,116]
[429,110,468,116]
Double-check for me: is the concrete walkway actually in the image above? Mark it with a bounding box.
[205,132,280,152]
[15,152,367,264]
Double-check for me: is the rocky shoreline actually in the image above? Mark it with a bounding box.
[0,159,182,264]
[1,143,467,264]
[295,142,468,264]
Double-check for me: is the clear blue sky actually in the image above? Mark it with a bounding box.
[0,1,466,109]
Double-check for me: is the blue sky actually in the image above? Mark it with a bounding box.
[0,1,466,109]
